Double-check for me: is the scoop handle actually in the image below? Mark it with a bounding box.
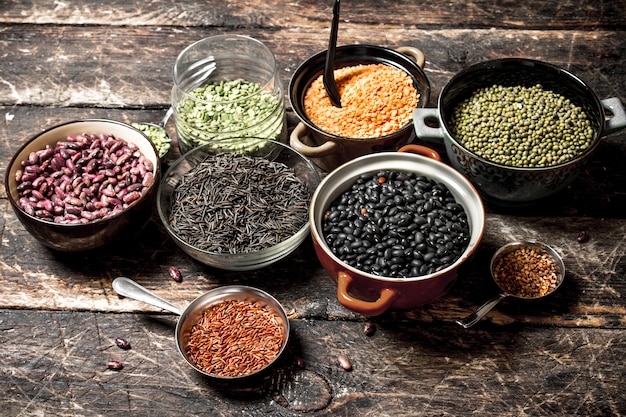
[456,292,507,328]
[112,277,184,316]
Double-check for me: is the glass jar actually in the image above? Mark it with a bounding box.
[172,35,287,154]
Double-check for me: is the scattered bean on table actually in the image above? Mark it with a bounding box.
[337,355,352,371]
[114,337,131,350]
[322,170,471,278]
[168,266,183,282]
[450,83,594,167]
[576,231,590,243]
[106,360,124,371]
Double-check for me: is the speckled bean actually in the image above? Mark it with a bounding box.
[16,133,153,224]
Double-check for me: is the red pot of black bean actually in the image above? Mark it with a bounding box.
[309,145,485,316]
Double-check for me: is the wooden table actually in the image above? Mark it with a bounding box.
[1,1,625,415]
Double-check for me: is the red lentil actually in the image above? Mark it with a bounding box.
[492,247,559,298]
[303,63,419,138]
[186,300,284,378]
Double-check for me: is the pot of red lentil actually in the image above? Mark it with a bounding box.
[289,44,431,172]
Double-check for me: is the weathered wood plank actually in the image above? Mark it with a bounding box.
[1,1,625,416]
[1,309,623,416]
[0,25,624,108]
[0,0,624,30]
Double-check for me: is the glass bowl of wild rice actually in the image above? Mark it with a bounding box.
[157,137,321,270]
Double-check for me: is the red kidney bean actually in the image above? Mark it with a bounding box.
[363,322,376,337]
[107,360,124,371]
[16,133,154,224]
[115,337,131,350]
[168,266,182,282]
[337,355,352,371]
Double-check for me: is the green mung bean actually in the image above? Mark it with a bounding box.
[450,84,594,167]
[176,79,284,151]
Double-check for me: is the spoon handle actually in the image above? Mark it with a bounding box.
[456,293,507,328]
[323,0,342,108]
[112,277,184,316]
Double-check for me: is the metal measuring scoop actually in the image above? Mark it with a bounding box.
[323,0,342,108]
[456,241,565,328]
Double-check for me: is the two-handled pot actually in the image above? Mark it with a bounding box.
[309,145,485,316]
[413,58,626,206]
[289,44,431,172]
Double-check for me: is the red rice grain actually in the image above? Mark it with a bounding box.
[303,63,419,138]
[186,300,284,377]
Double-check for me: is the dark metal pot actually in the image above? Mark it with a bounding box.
[414,58,626,206]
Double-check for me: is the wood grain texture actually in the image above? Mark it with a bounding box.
[0,0,625,416]
[0,25,624,107]
[1,309,624,416]
[0,0,624,29]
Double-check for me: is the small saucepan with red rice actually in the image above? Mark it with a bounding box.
[112,277,290,381]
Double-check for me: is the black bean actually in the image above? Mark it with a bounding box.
[323,170,470,278]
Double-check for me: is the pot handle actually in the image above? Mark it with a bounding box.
[395,46,426,69]
[336,272,400,316]
[413,108,445,145]
[602,97,626,136]
[397,144,441,161]
[290,122,339,158]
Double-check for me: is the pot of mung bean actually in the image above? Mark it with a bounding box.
[289,44,431,172]
[413,58,626,206]
[172,35,287,155]
[309,144,485,316]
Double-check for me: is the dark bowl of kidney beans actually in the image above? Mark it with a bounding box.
[5,119,161,252]
[309,144,486,316]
